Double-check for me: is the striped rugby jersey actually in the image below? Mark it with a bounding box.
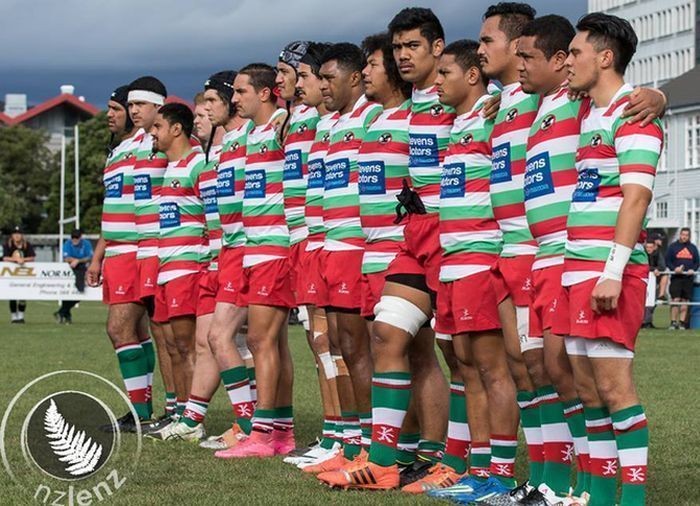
[101,130,141,257]
[323,95,383,251]
[439,94,502,282]
[358,99,411,274]
[408,86,457,214]
[242,108,289,268]
[217,121,253,250]
[525,85,585,271]
[133,131,168,260]
[563,83,663,286]
[490,82,539,257]
[283,104,319,245]
[157,150,208,284]
[200,144,223,271]
[305,112,338,251]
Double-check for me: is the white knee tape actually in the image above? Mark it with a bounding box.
[235,332,253,360]
[565,336,587,356]
[313,331,324,341]
[516,306,543,352]
[297,305,309,322]
[318,351,337,379]
[374,295,428,337]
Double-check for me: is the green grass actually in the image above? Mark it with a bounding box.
[0,301,698,505]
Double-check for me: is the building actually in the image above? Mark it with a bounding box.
[649,67,700,243]
[2,86,99,150]
[588,0,696,87]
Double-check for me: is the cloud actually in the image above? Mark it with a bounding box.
[0,0,585,103]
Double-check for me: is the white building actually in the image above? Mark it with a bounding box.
[588,0,696,87]
[650,67,700,243]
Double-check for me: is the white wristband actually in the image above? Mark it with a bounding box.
[601,242,632,281]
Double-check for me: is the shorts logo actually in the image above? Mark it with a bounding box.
[224,281,235,292]
[522,277,532,292]
[541,114,555,130]
[343,131,355,142]
[257,285,269,297]
[576,310,588,324]
[549,298,558,313]
[144,278,153,288]
[338,282,350,294]
[505,108,518,122]
[308,283,316,294]
[430,104,443,116]
[170,298,179,308]
[378,132,392,144]
[459,309,473,321]
[170,179,181,189]
[115,285,125,295]
[460,133,473,145]
[590,134,602,148]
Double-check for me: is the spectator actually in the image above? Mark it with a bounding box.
[55,229,93,324]
[2,226,36,323]
[642,239,667,328]
[666,227,700,329]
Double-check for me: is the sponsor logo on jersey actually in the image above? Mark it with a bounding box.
[505,108,518,122]
[430,104,444,116]
[460,133,473,145]
[343,131,355,142]
[378,132,392,144]
[541,114,555,130]
[170,179,181,189]
[590,134,602,148]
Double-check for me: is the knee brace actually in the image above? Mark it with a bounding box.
[374,295,428,337]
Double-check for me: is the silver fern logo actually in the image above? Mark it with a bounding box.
[44,399,103,477]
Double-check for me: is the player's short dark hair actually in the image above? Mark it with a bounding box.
[443,39,488,86]
[320,42,365,74]
[388,7,445,45]
[301,42,333,77]
[680,227,691,234]
[158,103,194,138]
[483,2,536,40]
[361,32,413,99]
[239,63,277,97]
[521,15,575,59]
[576,12,637,75]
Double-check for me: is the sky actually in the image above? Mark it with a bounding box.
[0,0,586,108]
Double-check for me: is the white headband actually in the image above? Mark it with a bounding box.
[127,90,165,106]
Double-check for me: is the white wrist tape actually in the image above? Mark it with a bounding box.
[602,242,632,282]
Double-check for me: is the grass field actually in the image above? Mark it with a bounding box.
[0,301,698,505]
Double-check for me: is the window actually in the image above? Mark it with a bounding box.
[656,201,668,219]
[685,115,700,168]
[684,198,700,242]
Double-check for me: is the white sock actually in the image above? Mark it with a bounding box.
[11,312,18,321]
[18,311,25,320]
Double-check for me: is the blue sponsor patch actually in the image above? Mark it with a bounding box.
[104,173,123,198]
[283,149,303,181]
[572,168,600,202]
[324,158,350,190]
[216,168,235,197]
[524,152,555,200]
[244,169,266,199]
[159,202,180,228]
[358,161,386,195]
[134,174,152,200]
[490,142,512,184]
[440,163,466,198]
[307,159,325,189]
[409,133,439,168]
[201,186,218,214]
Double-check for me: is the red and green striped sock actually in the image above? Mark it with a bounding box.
[417,439,445,464]
[247,366,257,402]
[489,434,518,487]
[220,366,254,435]
[342,411,362,459]
[359,412,372,450]
[612,405,648,506]
[518,390,544,487]
[538,385,574,496]
[115,342,151,419]
[251,408,275,434]
[563,398,590,497]
[176,400,186,417]
[368,372,411,467]
[273,406,294,433]
[320,417,338,449]
[164,391,177,416]
[181,395,209,428]
[468,441,491,481]
[442,382,469,474]
[140,338,155,413]
[396,432,420,466]
[585,406,618,506]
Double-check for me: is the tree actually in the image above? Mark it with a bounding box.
[0,125,56,233]
[42,113,110,234]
